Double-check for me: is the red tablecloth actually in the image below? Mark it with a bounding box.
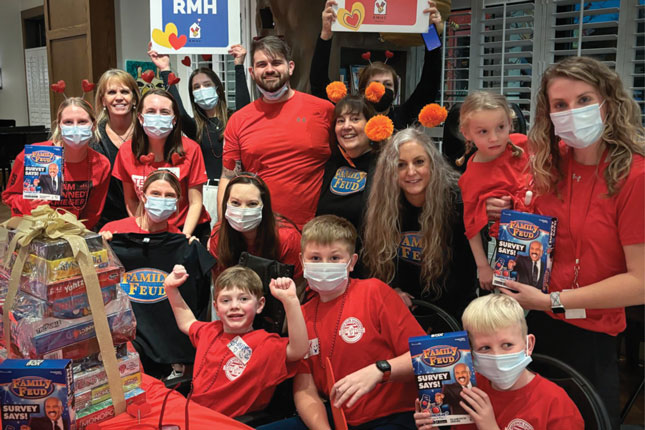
[91,374,254,430]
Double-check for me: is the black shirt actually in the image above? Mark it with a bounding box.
[110,232,216,365]
[91,121,128,230]
[310,37,443,130]
[162,66,251,179]
[393,192,477,320]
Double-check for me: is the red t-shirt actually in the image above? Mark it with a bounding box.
[188,320,295,417]
[209,220,303,279]
[99,216,181,234]
[2,141,110,230]
[458,134,532,239]
[533,147,644,336]
[298,278,425,426]
[112,136,210,230]
[223,91,333,227]
[460,373,583,430]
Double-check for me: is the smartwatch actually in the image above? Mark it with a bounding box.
[550,292,565,314]
[375,360,391,383]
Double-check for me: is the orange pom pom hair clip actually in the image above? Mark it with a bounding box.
[326,81,348,104]
[364,114,394,142]
[364,81,386,103]
[418,103,448,128]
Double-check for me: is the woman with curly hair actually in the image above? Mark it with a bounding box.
[362,127,477,320]
[499,56,645,428]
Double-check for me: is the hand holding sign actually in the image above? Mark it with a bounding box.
[321,0,338,40]
[331,0,428,33]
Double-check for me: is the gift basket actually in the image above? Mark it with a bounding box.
[0,206,145,429]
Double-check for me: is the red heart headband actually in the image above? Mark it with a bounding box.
[50,79,96,103]
[140,70,180,93]
[361,50,394,65]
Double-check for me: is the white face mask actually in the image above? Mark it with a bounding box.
[144,196,177,223]
[257,83,289,101]
[550,102,605,149]
[60,125,93,148]
[193,87,219,110]
[304,261,350,294]
[473,339,532,390]
[225,206,263,232]
[142,114,175,139]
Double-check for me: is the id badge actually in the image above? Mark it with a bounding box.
[228,336,252,364]
[563,289,586,319]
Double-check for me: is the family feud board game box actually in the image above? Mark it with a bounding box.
[0,359,74,430]
[493,210,557,293]
[409,331,476,426]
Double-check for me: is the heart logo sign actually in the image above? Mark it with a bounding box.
[151,23,179,48]
[169,33,187,50]
[338,2,365,31]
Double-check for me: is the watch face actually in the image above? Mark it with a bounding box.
[376,360,391,372]
[552,307,565,314]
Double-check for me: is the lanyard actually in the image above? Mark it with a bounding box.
[566,148,607,288]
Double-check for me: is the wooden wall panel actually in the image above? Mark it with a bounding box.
[45,0,115,118]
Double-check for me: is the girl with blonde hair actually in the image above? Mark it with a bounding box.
[2,97,111,229]
[500,56,644,428]
[457,91,532,290]
[362,127,477,319]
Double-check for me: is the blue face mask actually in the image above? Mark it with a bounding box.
[142,114,175,139]
[144,196,177,222]
[60,124,93,147]
[257,83,289,101]
[193,87,219,110]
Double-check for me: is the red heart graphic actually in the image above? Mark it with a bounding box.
[169,33,187,50]
[142,70,155,83]
[171,153,185,166]
[385,50,394,59]
[361,52,371,61]
[201,54,212,61]
[139,153,154,164]
[346,12,360,27]
[181,56,191,67]
[81,79,95,92]
[167,72,180,86]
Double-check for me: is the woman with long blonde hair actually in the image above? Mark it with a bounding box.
[500,56,645,428]
[362,127,477,319]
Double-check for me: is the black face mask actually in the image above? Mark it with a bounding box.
[371,88,395,112]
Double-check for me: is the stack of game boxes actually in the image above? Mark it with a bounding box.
[0,230,145,429]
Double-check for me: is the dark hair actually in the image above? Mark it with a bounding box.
[215,174,280,270]
[188,67,228,140]
[251,36,292,64]
[358,62,399,98]
[132,89,184,162]
[332,94,379,151]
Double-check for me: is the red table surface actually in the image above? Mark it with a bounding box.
[91,373,254,430]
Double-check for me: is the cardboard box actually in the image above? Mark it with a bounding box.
[493,210,557,293]
[409,331,476,426]
[0,359,74,430]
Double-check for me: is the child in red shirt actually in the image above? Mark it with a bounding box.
[457,91,533,290]
[414,294,583,430]
[163,264,308,417]
[260,215,425,430]
[2,97,110,229]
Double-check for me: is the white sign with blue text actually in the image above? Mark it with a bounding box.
[150,0,240,54]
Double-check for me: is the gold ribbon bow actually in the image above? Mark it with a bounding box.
[0,205,126,415]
